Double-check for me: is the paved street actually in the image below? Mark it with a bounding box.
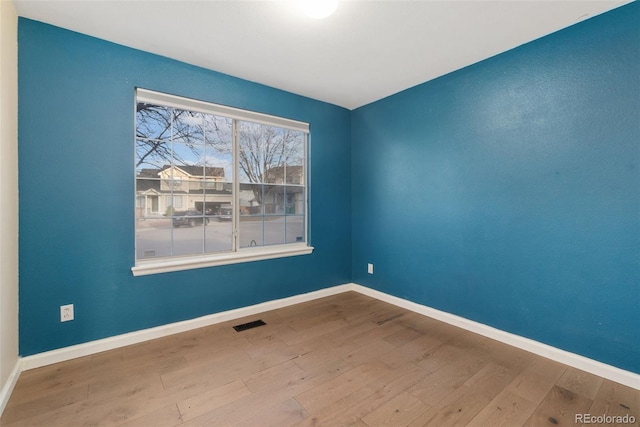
[136,216,304,259]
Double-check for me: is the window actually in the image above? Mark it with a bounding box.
[165,195,183,209]
[133,89,312,276]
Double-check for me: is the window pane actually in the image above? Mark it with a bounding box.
[285,131,305,185]
[135,178,162,218]
[173,142,204,172]
[285,184,305,244]
[285,215,305,244]
[203,178,233,253]
[240,183,262,215]
[279,132,305,185]
[136,103,173,142]
[235,122,306,247]
[263,185,281,214]
[171,211,206,257]
[204,116,233,186]
[172,110,203,142]
[239,216,292,247]
[205,219,233,253]
[201,114,234,251]
[136,217,172,259]
[264,216,286,246]
[136,139,169,173]
[238,122,305,186]
[239,215,263,248]
[285,186,305,216]
[238,121,263,183]
[238,186,290,247]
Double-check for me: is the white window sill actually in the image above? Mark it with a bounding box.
[131,244,314,276]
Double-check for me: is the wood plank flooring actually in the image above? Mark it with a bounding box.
[2,292,638,426]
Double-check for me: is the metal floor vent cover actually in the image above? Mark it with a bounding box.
[233,319,266,332]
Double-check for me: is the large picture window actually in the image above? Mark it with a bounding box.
[132,89,311,276]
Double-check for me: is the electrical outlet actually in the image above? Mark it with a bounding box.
[367,263,374,274]
[60,304,74,322]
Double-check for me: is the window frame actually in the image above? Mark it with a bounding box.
[132,89,313,276]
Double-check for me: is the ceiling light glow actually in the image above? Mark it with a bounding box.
[297,0,339,19]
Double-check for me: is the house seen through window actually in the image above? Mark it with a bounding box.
[133,89,311,275]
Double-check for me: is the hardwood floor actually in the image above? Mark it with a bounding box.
[2,292,638,426]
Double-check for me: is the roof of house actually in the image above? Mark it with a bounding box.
[138,165,225,178]
[135,178,161,193]
[136,177,231,195]
[265,165,303,177]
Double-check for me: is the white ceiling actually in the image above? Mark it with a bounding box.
[12,0,630,109]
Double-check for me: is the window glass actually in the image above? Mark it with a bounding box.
[236,121,305,249]
[134,89,308,269]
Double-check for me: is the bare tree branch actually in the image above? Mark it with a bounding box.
[136,105,303,210]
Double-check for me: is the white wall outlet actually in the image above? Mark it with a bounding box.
[60,304,74,322]
[367,263,374,274]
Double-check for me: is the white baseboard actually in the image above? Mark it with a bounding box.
[0,358,21,416]
[21,284,352,371]
[18,282,639,392]
[349,283,640,391]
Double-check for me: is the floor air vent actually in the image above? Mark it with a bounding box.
[233,319,266,332]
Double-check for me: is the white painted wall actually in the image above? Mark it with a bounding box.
[0,0,20,414]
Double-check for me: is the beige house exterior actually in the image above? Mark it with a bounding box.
[136,164,305,218]
[136,165,231,218]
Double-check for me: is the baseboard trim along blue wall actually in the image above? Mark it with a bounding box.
[16,284,640,390]
[352,2,639,374]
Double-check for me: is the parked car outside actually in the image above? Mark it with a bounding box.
[172,210,209,227]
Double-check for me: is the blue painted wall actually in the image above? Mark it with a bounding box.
[18,19,351,356]
[352,3,639,373]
